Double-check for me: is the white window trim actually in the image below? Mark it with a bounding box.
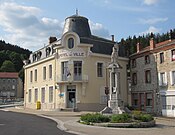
[48,86,54,103]
[170,71,175,86]
[42,65,47,81]
[159,72,167,86]
[48,64,53,80]
[41,87,46,103]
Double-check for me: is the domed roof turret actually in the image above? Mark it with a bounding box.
[62,15,91,37]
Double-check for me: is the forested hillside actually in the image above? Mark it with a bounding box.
[0,40,31,81]
[119,29,175,56]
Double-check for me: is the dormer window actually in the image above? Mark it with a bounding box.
[68,38,74,49]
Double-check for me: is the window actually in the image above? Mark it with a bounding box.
[170,71,175,85]
[68,38,74,49]
[160,52,164,63]
[132,73,137,85]
[131,59,136,68]
[30,71,33,83]
[74,61,82,80]
[145,70,151,83]
[132,93,138,107]
[28,89,32,103]
[49,65,52,79]
[34,69,37,82]
[97,63,103,77]
[43,66,46,80]
[34,88,38,103]
[61,61,69,81]
[159,72,167,86]
[49,86,54,103]
[41,87,45,103]
[172,49,175,61]
[146,93,152,106]
[145,55,150,64]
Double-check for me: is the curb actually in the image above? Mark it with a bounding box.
[37,114,68,131]
[38,114,88,135]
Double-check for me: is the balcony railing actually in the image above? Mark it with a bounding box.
[57,74,88,83]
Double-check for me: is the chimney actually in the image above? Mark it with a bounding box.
[111,35,114,42]
[137,42,141,53]
[150,33,155,50]
[49,36,57,44]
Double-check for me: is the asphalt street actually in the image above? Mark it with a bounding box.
[0,110,75,135]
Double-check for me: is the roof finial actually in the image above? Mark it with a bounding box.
[76,8,78,16]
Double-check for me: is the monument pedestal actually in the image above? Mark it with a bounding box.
[108,99,124,114]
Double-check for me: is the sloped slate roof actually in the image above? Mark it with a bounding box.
[80,35,126,57]
[63,15,127,57]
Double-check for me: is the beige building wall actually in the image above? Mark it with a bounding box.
[24,57,57,110]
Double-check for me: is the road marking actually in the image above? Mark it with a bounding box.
[0,124,5,126]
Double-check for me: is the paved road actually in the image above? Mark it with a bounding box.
[0,110,75,135]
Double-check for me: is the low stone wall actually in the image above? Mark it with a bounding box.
[92,120,156,128]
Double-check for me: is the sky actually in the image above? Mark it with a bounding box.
[0,0,174,51]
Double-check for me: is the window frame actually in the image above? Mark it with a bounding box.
[28,89,32,103]
[49,64,52,79]
[34,88,38,103]
[34,69,37,82]
[41,87,45,103]
[97,62,103,77]
[145,70,151,83]
[172,49,175,61]
[160,52,164,63]
[145,55,150,64]
[30,71,33,83]
[131,59,136,68]
[132,73,137,85]
[43,66,46,80]
[74,61,82,80]
[68,38,74,49]
[61,61,69,81]
[49,86,54,103]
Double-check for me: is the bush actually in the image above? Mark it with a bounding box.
[132,111,153,122]
[137,114,154,122]
[110,113,132,123]
[80,113,110,123]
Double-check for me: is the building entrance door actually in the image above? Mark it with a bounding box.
[67,85,76,108]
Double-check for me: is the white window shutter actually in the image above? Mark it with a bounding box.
[170,71,173,85]
[165,72,167,85]
[158,73,161,86]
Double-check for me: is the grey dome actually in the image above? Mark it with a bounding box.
[62,15,91,37]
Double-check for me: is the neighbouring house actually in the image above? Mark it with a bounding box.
[130,32,175,117]
[0,72,23,100]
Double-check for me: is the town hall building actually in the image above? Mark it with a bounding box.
[23,14,129,111]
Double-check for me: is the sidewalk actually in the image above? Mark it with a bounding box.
[2,107,175,135]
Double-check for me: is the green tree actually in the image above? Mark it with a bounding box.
[0,60,16,72]
[19,68,24,83]
[9,52,23,72]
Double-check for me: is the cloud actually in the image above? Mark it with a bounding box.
[143,0,159,5]
[0,2,63,51]
[89,21,110,38]
[139,17,168,25]
[139,26,161,35]
[0,2,111,51]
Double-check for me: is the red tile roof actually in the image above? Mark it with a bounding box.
[0,72,18,78]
